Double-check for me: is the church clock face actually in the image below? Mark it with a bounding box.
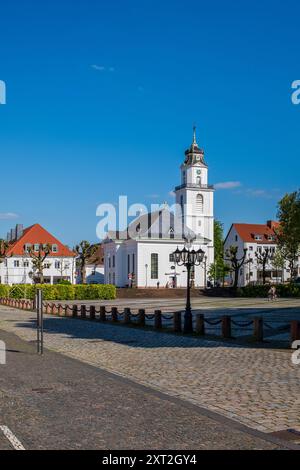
[196,170,201,175]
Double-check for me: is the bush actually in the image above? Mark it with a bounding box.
[28,284,75,300]
[74,284,116,300]
[0,283,116,301]
[55,284,75,300]
[56,279,72,285]
[9,284,35,299]
[0,285,10,298]
[237,284,300,298]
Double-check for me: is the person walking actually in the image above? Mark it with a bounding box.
[268,285,277,301]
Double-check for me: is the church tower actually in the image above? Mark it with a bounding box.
[175,127,214,244]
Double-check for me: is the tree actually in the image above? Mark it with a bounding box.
[224,246,251,289]
[208,220,229,286]
[0,240,10,263]
[255,247,272,285]
[27,243,52,284]
[74,241,98,284]
[276,191,300,281]
[271,249,285,283]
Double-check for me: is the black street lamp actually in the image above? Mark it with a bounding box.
[173,244,205,333]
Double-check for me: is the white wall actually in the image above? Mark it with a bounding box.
[136,240,210,288]
[104,240,138,287]
[77,265,105,284]
[0,256,76,285]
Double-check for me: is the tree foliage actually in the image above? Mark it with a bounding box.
[0,240,10,263]
[276,190,300,280]
[208,221,229,285]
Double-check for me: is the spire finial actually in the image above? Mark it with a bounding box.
[192,124,197,145]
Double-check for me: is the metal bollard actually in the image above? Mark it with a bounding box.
[72,305,78,318]
[154,310,162,330]
[173,311,182,332]
[111,307,118,322]
[90,305,96,320]
[80,305,86,319]
[222,315,231,338]
[195,314,205,335]
[291,320,300,346]
[52,304,59,315]
[138,309,146,327]
[58,304,65,317]
[124,308,131,324]
[253,317,263,342]
[99,306,106,322]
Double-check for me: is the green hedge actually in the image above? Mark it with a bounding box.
[0,284,116,301]
[0,285,10,298]
[237,284,300,298]
[74,284,116,300]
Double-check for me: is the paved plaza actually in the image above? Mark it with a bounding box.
[64,296,300,344]
[0,328,289,450]
[0,297,299,445]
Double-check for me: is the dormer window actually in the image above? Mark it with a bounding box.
[267,235,276,241]
[52,244,58,253]
[254,234,263,241]
[34,244,40,252]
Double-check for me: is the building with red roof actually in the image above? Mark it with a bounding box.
[224,220,299,286]
[0,224,76,285]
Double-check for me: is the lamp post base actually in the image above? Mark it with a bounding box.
[184,309,193,334]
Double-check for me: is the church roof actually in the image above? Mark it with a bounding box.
[106,207,211,244]
[183,127,207,167]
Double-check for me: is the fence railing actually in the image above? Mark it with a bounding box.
[0,297,298,346]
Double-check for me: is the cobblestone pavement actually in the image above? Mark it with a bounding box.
[63,297,300,343]
[63,296,300,313]
[0,329,288,450]
[0,305,300,435]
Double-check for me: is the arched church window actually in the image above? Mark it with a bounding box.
[196,176,201,186]
[196,194,204,213]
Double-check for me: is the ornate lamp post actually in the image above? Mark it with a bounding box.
[172,244,205,333]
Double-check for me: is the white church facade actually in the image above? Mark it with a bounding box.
[103,130,214,288]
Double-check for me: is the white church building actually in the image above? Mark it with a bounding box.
[103,130,215,288]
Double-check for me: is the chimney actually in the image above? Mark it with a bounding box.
[16,224,23,239]
[267,220,278,230]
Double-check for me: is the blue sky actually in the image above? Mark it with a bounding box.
[0,0,299,246]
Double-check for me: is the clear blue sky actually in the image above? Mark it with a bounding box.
[0,0,299,246]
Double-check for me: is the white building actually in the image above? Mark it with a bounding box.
[0,223,76,285]
[224,221,299,286]
[104,130,215,288]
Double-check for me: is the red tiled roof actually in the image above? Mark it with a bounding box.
[233,221,279,244]
[6,224,75,257]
